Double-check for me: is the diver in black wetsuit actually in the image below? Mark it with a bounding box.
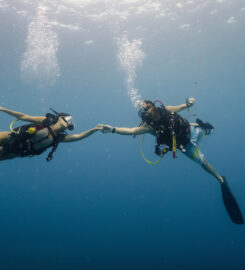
[0,106,102,161]
[100,98,244,225]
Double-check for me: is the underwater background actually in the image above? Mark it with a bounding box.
[0,1,245,269]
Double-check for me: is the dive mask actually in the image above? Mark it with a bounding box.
[138,105,151,121]
[62,115,74,130]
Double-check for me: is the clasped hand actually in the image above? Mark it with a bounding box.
[96,124,114,133]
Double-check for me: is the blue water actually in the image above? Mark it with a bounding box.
[0,1,245,269]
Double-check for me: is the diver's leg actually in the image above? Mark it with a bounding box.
[0,146,16,161]
[0,132,17,161]
[201,158,224,183]
[0,132,11,161]
[185,128,243,224]
[186,146,243,224]
[0,146,8,161]
[184,141,223,184]
[184,125,223,183]
[0,146,5,160]
[0,131,10,144]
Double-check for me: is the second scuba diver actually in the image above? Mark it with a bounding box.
[100,98,244,225]
[0,106,102,162]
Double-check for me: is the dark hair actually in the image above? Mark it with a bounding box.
[143,100,154,107]
[143,100,163,122]
[43,111,71,127]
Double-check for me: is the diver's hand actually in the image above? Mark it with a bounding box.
[96,124,104,131]
[186,97,195,108]
[102,124,114,134]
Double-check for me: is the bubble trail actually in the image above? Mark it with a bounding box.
[117,34,145,108]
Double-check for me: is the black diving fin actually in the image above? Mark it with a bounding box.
[221,177,244,225]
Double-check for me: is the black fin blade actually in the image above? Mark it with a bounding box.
[221,177,244,225]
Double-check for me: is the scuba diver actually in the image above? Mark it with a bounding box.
[0,106,102,162]
[100,98,244,225]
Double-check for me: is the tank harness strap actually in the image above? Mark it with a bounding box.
[46,139,59,162]
[172,134,177,159]
[46,127,63,162]
[169,113,177,159]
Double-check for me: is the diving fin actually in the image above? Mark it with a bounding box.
[221,177,244,225]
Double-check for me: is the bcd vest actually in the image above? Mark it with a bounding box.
[145,107,190,150]
[3,115,65,161]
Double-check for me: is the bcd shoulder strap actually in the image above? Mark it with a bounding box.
[46,129,66,162]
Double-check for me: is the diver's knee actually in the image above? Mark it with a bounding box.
[201,157,208,168]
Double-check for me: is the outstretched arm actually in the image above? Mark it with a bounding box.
[166,98,195,113]
[61,125,102,143]
[102,123,153,136]
[0,106,45,123]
